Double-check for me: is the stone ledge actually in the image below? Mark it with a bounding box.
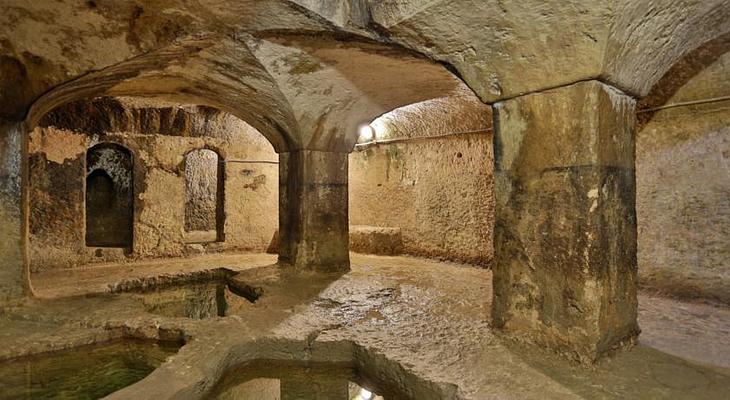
[349,225,403,256]
[266,226,404,256]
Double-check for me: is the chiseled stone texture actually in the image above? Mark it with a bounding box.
[2,0,725,149]
[605,0,730,97]
[12,254,730,400]
[368,0,609,102]
[0,119,27,301]
[278,150,350,272]
[249,35,467,152]
[492,80,639,362]
[184,149,220,233]
[28,100,278,271]
[349,225,404,256]
[349,95,493,266]
[636,44,730,304]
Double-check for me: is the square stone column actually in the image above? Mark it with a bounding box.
[0,119,30,301]
[491,80,639,362]
[278,150,350,272]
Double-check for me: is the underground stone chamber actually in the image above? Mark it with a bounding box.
[0,2,729,399]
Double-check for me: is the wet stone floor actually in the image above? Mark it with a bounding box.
[0,253,728,399]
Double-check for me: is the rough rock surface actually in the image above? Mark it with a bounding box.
[636,40,730,304]
[4,253,730,400]
[2,1,725,144]
[350,94,493,266]
[492,80,639,362]
[278,150,350,272]
[28,100,278,271]
[0,0,726,365]
[184,149,220,234]
[0,119,27,301]
[349,225,404,256]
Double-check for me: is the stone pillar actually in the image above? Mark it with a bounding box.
[278,150,350,272]
[491,80,639,362]
[0,118,30,301]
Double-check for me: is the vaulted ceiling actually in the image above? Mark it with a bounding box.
[2,0,728,151]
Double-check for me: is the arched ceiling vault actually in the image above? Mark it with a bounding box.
[293,0,730,100]
[248,33,470,151]
[26,35,300,153]
[604,0,730,98]
[25,31,467,153]
[0,0,336,122]
[637,32,730,127]
[3,0,730,152]
[368,94,493,142]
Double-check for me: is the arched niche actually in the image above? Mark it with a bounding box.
[184,148,225,243]
[85,143,134,248]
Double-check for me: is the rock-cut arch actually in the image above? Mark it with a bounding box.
[184,148,225,244]
[85,142,134,248]
[24,34,300,154]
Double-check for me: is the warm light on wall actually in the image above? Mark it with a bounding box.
[359,124,375,142]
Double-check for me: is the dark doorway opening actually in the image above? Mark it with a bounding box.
[85,143,133,247]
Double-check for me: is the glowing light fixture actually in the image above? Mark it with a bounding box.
[358,388,373,400]
[358,124,375,142]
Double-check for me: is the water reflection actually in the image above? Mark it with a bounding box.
[210,361,401,400]
[0,339,181,400]
[132,281,255,319]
